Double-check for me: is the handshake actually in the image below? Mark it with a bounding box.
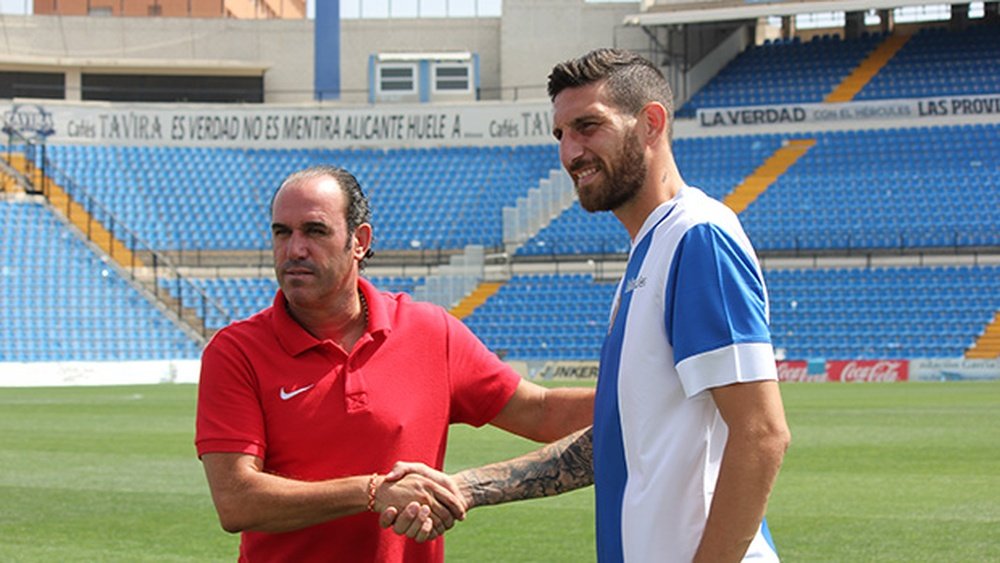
[367,427,593,543]
[369,462,471,543]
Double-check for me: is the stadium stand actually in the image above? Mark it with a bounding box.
[464,265,1000,361]
[521,123,999,255]
[2,20,998,366]
[8,115,999,363]
[856,24,1000,100]
[739,123,1000,252]
[767,264,1000,360]
[0,199,203,362]
[7,115,1000,363]
[449,273,616,361]
[678,22,1000,116]
[42,144,559,252]
[677,32,885,117]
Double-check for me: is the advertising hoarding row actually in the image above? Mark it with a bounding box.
[776,358,1000,382]
[695,94,1000,128]
[0,358,997,386]
[4,93,998,150]
[1,100,555,149]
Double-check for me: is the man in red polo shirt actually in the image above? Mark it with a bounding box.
[195,165,594,562]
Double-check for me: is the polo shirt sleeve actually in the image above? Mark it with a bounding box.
[195,329,268,459]
[665,222,777,398]
[442,310,521,427]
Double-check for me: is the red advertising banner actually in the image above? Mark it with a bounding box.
[826,360,909,383]
[775,361,826,382]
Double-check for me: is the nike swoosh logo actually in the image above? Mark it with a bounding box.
[280,384,316,401]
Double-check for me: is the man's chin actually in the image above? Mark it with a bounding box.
[578,194,610,213]
[576,186,599,213]
[280,285,314,303]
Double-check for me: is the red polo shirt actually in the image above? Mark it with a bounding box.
[196,277,520,562]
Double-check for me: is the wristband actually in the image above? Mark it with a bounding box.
[366,473,380,512]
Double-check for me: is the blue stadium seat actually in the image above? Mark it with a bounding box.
[0,200,202,362]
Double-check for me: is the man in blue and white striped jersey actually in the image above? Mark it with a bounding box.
[382,48,791,563]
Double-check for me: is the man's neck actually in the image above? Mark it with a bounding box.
[287,290,367,353]
[616,161,685,241]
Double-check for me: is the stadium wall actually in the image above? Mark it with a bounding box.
[341,17,501,103]
[498,0,646,101]
[0,1,647,105]
[0,15,308,102]
[684,25,752,108]
[2,358,997,387]
[0,360,201,386]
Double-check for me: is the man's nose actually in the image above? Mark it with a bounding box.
[559,134,585,172]
[288,230,309,258]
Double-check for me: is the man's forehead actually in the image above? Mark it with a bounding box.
[553,82,613,123]
[280,174,341,198]
[272,177,346,222]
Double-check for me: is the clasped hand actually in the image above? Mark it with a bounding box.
[374,462,467,543]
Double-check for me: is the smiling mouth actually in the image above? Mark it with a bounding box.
[571,164,601,185]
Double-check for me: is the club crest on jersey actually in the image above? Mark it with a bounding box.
[625,276,647,293]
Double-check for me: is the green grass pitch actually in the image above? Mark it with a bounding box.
[1,380,998,562]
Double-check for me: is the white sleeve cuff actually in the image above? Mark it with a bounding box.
[676,342,777,398]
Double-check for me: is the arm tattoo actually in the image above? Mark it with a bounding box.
[456,427,594,510]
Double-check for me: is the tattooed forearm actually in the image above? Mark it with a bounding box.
[455,427,594,510]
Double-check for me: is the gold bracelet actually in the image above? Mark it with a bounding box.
[366,473,379,512]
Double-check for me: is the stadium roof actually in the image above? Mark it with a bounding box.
[0,56,268,76]
[624,0,973,25]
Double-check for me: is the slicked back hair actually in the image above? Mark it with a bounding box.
[272,165,375,269]
[547,48,674,139]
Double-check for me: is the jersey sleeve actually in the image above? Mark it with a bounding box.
[442,309,521,427]
[195,329,268,459]
[665,222,776,398]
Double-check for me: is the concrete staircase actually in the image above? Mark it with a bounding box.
[3,153,141,269]
[449,281,504,320]
[503,169,576,254]
[723,139,816,214]
[2,153,38,193]
[1,171,21,193]
[49,181,143,270]
[825,33,912,103]
[966,312,1000,359]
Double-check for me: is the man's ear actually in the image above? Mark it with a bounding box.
[638,102,669,144]
[353,223,373,260]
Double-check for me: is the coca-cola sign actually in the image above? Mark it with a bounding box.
[776,361,826,382]
[828,360,909,383]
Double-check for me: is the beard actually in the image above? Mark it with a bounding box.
[574,128,646,213]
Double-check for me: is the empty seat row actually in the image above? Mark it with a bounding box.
[678,24,999,116]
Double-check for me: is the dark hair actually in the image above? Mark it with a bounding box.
[548,48,674,136]
[272,165,375,268]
